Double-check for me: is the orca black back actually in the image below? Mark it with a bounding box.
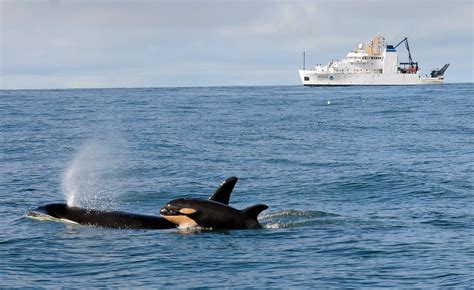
[31,203,176,229]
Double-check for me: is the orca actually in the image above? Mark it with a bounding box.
[26,203,176,229]
[160,177,269,229]
[160,198,268,229]
[26,176,240,230]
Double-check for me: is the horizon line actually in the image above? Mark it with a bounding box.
[1,81,472,91]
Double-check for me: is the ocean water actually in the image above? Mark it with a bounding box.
[1,84,473,287]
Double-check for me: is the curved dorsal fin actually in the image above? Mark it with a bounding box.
[208,176,238,205]
[241,204,269,220]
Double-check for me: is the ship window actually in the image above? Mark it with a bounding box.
[304,77,310,81]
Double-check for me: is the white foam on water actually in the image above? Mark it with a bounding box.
[264,223,286,229]
[260,209,340,229]
[62,140,123,210]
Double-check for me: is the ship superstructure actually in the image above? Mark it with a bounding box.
[299,34,448,86]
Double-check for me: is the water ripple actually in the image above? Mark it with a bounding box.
[1,84,473,287]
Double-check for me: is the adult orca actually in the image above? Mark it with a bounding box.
[26,176,239,230]
[160,177,269,229]
[26,203,176,229]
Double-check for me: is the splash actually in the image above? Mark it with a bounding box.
[260,209,340,229]
[62,141,122,210]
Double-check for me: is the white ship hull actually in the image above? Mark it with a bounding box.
[299,70,444,86]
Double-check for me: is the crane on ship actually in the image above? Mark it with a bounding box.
[394,37,419,74]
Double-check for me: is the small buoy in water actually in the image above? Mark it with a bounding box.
[327,101,331,105]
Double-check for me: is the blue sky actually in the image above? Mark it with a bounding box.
[1,0,473,89]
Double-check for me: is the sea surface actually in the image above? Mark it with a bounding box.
[1,84,473,287]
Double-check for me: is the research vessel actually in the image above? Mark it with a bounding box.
[299,34,449,86]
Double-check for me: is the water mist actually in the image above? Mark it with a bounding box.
[62,141,122,210]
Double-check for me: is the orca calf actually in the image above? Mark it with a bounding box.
[27,176,240,230]
[160,177,268,229]
[160,199,268,229]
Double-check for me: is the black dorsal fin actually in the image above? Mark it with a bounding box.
[241,204,269,220]
[208,176,238,205]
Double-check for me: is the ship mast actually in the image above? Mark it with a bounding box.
[303,51,306,70]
